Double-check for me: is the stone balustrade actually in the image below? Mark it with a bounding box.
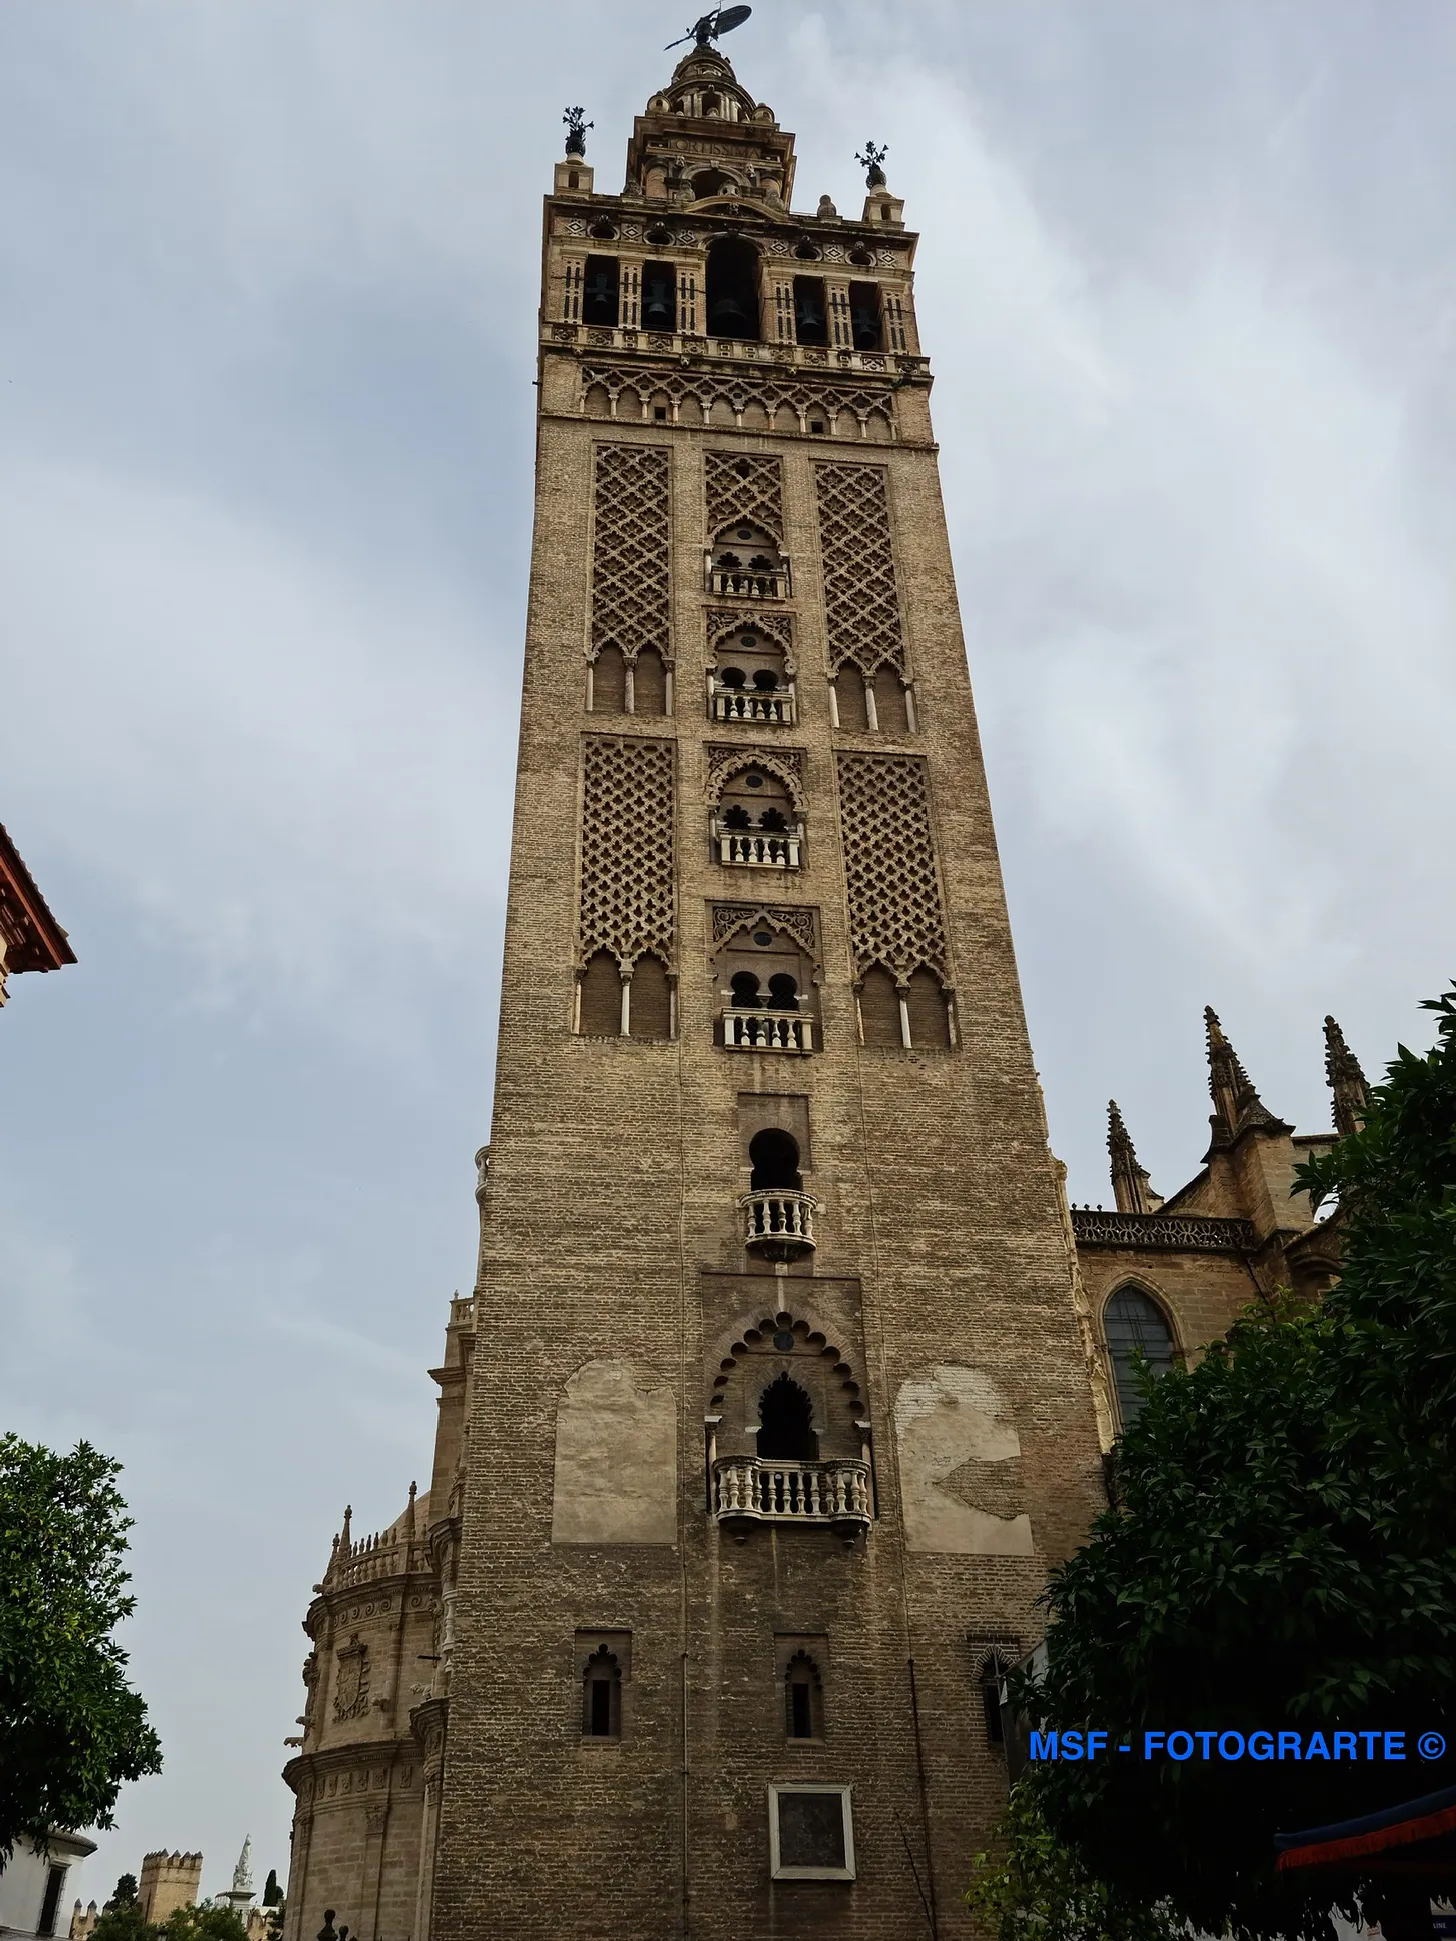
[708,563,791,601]
[715,825,803,868]
[710,682,796,725]
[723,1013,813,1054]
[713,1455,871,1529]
[739,1186,818,1255]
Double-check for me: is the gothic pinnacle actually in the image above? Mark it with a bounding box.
[1324,1014,1370,1138]
[1204,1006,1276,1144]
[1107,1099,1160,1213]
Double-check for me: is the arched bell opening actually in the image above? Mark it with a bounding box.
[706,236,761,342]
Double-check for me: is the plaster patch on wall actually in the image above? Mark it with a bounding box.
[551,1358,677,1545]
[893,1365,1035,1555]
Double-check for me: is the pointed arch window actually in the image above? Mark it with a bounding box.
[1103,1286,1176,1430]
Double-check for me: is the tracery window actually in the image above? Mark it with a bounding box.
[1103,1286,1176,1429]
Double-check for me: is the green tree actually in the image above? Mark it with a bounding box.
[90,1876,151,1941]
[0,1436,162,1861]
[1018,987,1456,1940]
[155,1905,249,1941]
[261,1869,281,1908]
[965,1776,1187,1940]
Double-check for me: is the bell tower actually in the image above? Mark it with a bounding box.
[430,24,1106,1940]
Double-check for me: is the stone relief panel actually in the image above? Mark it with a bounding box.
[332,1637,371,1722]
[834,752,949,981]
[705,449,784,543]
[551,1359,678,1545]
[892,1365,1034,1556]
[590,443,672,665]
[578,736,675,971]
[812,462,906,675]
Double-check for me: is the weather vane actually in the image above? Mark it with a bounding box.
[856,141,889,188]
[665,6,752,53]
[563,106,593,158]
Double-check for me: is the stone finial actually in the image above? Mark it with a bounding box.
[563,107,593,158]
[1107,1100,1162,1214]
[816,194,838,220]
[1204,1006,1277,1145]
[1324,1014,1370,1138]
[340,1504,352,1553]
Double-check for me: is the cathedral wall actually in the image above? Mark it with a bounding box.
[1078,1246,1262,1379]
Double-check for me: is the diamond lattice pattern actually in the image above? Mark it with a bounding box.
[579,737,676,970]
[836,753,948,980]
[591,445,671,661]
[705,451,784,543]
[813,463,905,676]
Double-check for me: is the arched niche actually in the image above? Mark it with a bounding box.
[708,1309,865,1464]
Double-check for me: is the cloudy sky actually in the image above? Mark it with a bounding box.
[3,0,1455,1905]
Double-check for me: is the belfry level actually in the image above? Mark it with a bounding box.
[285,34,1114,1941]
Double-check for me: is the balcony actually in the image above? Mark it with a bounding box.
[710,680,796,726]
[739,1186,818,1258]
[723,1013,813,1054]
[707,560,792,602]
[715,824,803,869]
[713,1456,871,1532]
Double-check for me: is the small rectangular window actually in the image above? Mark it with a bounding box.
[790,1682,813,1738]
[589,1675,614,1736]
[582,255,620,327]
[768,1785,855,1880]
[38,1866,67,1938]
[792,276,829,347]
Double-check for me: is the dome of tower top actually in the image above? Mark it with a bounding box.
[647,47,774,126]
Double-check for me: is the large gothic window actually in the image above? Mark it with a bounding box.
[706,237,761,341]
[1104,1286,1176,1429]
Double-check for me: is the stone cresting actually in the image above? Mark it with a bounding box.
[588,443,671,666]
[835,750,950,982]
[576,735,675,971]
[813,461,907,675]
[1071,1209,1259,1254]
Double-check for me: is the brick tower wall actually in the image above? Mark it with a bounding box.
[431,44,1106,1941]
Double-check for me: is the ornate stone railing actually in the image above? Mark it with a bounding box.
[711,682,796,725]
[1070,1210,1258,1254]
[739,1187,818,1255]
[713,1456,871,1529]
[329,1533,428,1592]
[548,320,928,382]
[724,1013,813,1054]
[715,825,803,868]
[708,563,791,601]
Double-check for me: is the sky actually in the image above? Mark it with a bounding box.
[2,0,1455,1908]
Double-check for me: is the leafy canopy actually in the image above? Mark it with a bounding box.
[0,1436,161,1860]
[1019,986,1456,1940]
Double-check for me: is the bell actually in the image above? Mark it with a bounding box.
[708,294,751,337]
